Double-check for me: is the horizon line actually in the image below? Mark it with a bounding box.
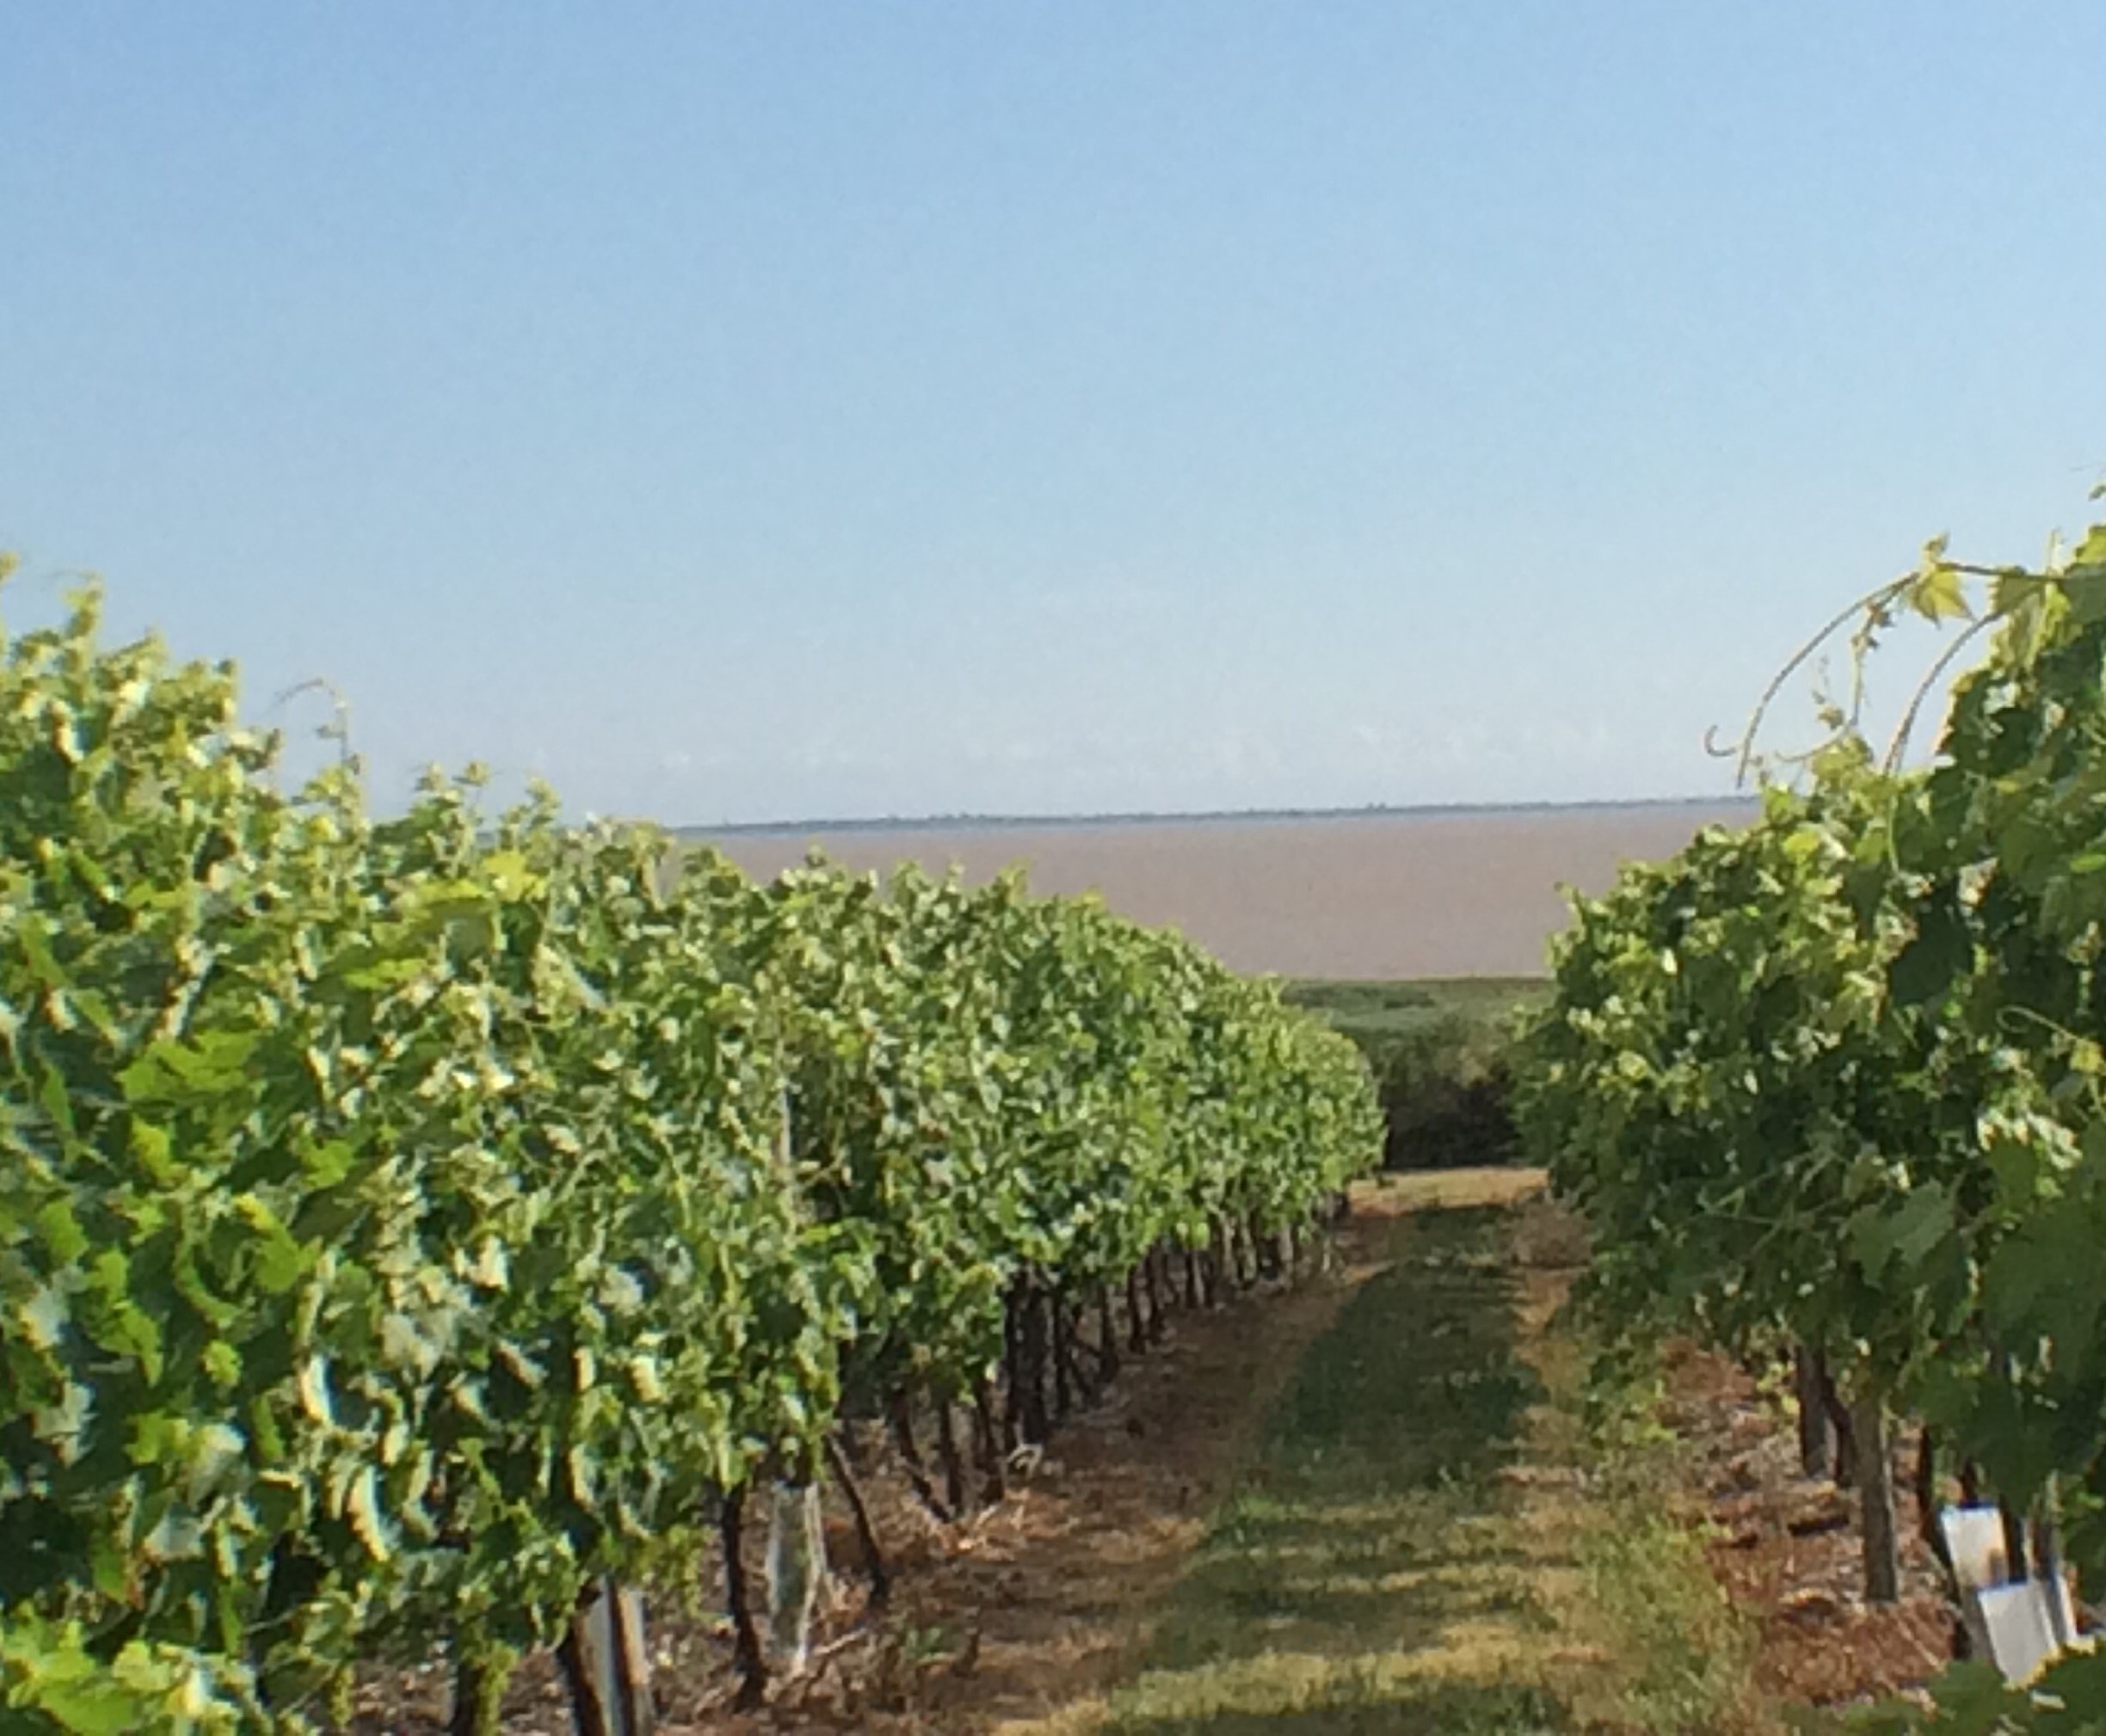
[674,791,1759,838]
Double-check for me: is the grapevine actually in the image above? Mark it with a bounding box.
[1514,509,2106,1726]
[0,574,1382,1732]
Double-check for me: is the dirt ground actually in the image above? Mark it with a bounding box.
[347,1168,1962,1734]
[1663,1343,1957,1711]
[350,1174,1542,1735]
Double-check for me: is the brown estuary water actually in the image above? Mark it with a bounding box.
[684,800,1755,981]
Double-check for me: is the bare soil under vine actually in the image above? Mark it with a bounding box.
[347,1169,1954,1735]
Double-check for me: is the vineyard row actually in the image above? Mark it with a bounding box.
[1512,519,2106,1730]
[0,578,1383,1733]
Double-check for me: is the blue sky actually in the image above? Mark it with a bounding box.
[5,4,2103,822]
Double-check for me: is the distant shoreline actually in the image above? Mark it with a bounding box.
[676,793,1757,840]
[689,793,1759,978]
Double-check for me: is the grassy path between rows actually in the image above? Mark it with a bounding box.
[1009,1172,1755,1736]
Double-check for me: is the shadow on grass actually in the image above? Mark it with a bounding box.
[1103,1680,1572,1735]
[1100,1205,1568,1735]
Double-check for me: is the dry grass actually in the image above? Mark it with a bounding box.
[1657,1342,1955,1711]
[346,1172,1778,1736]
[993,1181,1764,1736]
[1354,1166,1548,1217]
[340,1217,1378,1736]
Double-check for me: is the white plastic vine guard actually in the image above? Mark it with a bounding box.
[1938,1505,2008,1591]
[1975,1581,2061,1685]
[1939,1505,2080,1684]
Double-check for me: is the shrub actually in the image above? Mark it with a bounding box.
[1377,1012,1519,1170]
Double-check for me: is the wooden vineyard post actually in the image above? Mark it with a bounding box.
[1792,1346,1836,1481]
[1059,1294,1101,1407]
[889,1387,951,1522]
[557,1581,655,1736]
[1855,1396,1900,1604]
[824,1431,890,1604]
[1818,1361,1857,1486]
[1019,1280,1051,1444]
[973,1379,1007,1505]
[1914,1425,1954,1581]
[608,1589,654,1736]
[1999,1498,2031,1585]
[766,1480,828,1674]
[1003,1280,1026,1448]
[1052,1284,1074,1421]
[719,1488,768,1709]
[934,1396,969,1516]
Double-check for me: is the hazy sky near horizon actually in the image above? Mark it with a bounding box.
[6,5,2104,823]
